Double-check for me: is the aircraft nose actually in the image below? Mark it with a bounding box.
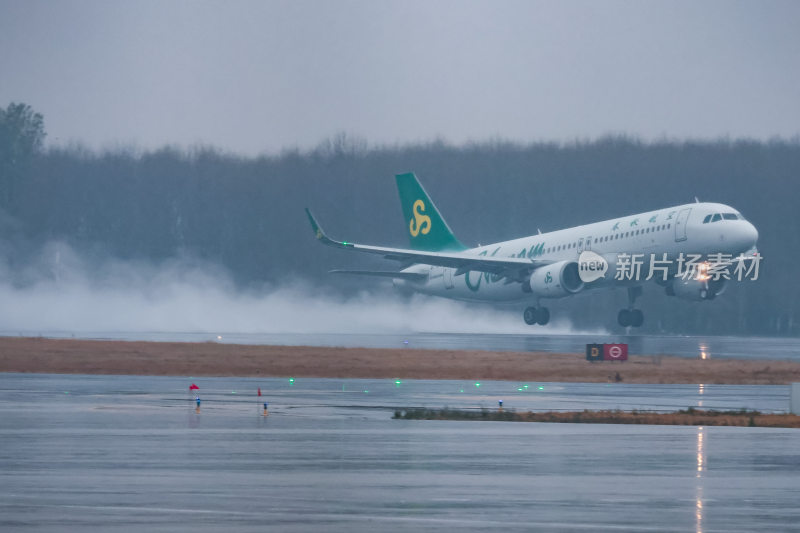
[734,221,759,251]
[743,221,759,247]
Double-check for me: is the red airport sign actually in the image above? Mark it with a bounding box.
[586,343,628,362]
[603,343,628,361]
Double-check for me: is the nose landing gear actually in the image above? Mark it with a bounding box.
[618,286,644,328]
[523,306,550,326]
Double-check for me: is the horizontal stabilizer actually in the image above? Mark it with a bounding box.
[329,269,428,282]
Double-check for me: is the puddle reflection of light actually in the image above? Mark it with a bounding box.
[696,426,705,476]
[695,425,706,533]
[696,487,704,533]
[698,384,704,407]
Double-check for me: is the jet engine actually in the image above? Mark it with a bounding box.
[528,261,584,298]
[666,277,727,301]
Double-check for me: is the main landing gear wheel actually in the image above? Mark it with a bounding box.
[524,307,536,325]
[537,307,550,325]
[524,306,550,326]
[617,308,644,328]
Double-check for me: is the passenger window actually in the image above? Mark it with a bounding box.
[712,213,722,222]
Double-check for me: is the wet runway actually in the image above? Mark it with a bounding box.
[1,373,798,532]
[8,330,800,361]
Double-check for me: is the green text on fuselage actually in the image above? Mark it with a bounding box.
[465,242,545,292]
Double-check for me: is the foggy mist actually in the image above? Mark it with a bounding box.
[0,242,599,337]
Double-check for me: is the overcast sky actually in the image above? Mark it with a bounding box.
[1,0,798,155]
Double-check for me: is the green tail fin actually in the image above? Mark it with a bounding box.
[395,172,466,251]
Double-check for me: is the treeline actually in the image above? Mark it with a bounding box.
[1,104,798,335]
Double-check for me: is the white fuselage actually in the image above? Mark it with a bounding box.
[395,202,759,302]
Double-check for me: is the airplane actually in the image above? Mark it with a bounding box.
[305,172,759,327]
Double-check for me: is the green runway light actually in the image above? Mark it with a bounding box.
[538,386,544,390]
[394,379,402,387]
[364,390,369,394]
[459,389,464,393]
[289,378,295,385]
[475,382,481,388]
[231,391,236,394]
[517,388,523,391]
[523,385,529,390]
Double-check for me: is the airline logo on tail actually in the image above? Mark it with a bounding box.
[395,173,466,252]
[409,199,431,237]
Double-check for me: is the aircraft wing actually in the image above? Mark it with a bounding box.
[306,209,550,281]
[329,269,429,281]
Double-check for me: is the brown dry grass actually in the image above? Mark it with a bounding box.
[1,336,800,384]
[395,408,800,427]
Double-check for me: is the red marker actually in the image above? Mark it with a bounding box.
[189,384,199,391]
[257,387,261,397]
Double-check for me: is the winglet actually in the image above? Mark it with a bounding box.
[304,208,350,248]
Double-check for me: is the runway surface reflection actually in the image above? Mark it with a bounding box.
[1,374,798,532]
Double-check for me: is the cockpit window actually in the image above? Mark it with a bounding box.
[722,213,738,220]
[702,214,712,224]
[711,213,722,222]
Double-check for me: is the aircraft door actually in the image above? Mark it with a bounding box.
[675,208,691,242]
[577,237,585,254]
